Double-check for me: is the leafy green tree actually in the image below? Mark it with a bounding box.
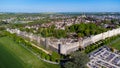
[68,23,106,37]
[64,52,89,68]
[85,29,90,36]
[69,25,75,32]
[41,29,48,37]
[77,33,84,38]
[64,62,75,68]
[54,29,66,38]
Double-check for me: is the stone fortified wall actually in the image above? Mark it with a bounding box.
[7,28,120,55]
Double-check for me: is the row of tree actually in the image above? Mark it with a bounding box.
[84,34,120,54]
[68,23,107,37]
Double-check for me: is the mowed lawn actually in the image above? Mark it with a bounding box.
[109,38,120,50]
[0,37,59,68]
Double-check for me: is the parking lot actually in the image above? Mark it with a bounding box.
[87,46,120,68]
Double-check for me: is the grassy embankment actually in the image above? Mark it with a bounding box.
[0,37,59,68]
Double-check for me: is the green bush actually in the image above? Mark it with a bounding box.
[84,35,120,54]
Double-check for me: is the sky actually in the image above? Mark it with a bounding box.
[0,0,120,12]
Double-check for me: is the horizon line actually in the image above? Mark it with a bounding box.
[0,11,120,13]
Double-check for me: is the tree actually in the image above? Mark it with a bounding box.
[50,24,55,29]
[69,25,75,32]
[77,33,84,38]
[64,62,75,68]
[85,29,90,36]
[64,52,89,68]
[54,29,66,38]
[41,29,48,37]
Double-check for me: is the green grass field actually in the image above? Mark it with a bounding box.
[108,38,120,50]
[0,37,59,68]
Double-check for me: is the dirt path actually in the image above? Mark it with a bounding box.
[24,40,50,54]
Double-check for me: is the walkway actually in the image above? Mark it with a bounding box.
[24,40,50,54]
